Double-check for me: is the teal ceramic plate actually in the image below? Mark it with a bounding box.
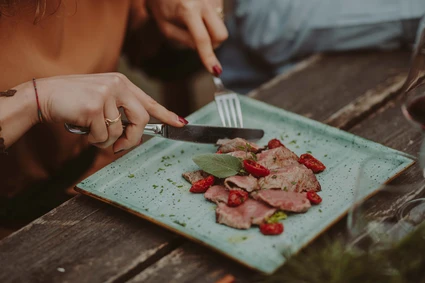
[76,95,414,274]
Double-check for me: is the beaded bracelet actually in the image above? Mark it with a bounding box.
[32,78,44,123]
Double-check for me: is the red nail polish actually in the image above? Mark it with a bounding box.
[212,65,222,77]
[178,117,189,125]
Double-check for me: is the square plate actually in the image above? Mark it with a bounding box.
[76,95,414,274]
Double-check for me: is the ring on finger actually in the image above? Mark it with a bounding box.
[216,7,224,19]
[105,113,122,127]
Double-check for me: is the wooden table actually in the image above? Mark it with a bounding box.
[1,50,423,283]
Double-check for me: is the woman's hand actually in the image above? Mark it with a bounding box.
[146,0,228,75]
[37,73,187,153]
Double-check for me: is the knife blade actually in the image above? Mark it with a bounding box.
[64,122,264,143]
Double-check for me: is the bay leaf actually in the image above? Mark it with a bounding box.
[192,154,242,178]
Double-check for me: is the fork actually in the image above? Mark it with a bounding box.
[213,77,244,128]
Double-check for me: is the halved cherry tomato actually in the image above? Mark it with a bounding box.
[306,190,322,204]
[243,160,270,177]
[260,222,284,235]
[268,139,285,149]
[228,190,249,207]
[298,153,326,173]
[216,150,222,154]
[190,175,215,193]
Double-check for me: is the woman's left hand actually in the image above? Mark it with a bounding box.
[146,0,228,75]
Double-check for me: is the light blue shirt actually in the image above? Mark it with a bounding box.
[218,1,425,93]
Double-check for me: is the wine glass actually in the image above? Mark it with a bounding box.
[347,152,425,252]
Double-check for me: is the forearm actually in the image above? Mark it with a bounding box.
[0,81,38,150]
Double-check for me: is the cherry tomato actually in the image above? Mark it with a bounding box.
[306,190,322,204]
[228,190,249,207]
[268,138,285,149]
[216,150,222,154]
[260,222,284,235]
[190,175,215,193]
[298,153,326,173]
[243,159,270,177]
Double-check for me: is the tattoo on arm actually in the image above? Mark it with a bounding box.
[0,88,16,154]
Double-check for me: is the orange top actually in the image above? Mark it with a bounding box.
[0,0,132,196]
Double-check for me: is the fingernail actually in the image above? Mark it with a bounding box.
[114,149,125,154]
[178,116,189,125]
[212,65,222,77]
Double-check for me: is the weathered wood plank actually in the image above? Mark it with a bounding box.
[250,51,410,122]
[0,195,180,283]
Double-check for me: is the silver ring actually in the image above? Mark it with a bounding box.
[105,113,121,127]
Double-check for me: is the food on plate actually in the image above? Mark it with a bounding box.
[183,137,325,236]
[298,153,326,173]
[228,190,249,207]
[259,222,284,235]
[189,175,215,193]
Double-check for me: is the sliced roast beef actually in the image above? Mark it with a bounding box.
[224,175,259,192]
[216,199,276,229]
[182,170,209,184]
[204,185,229,204]
[255,190,311,213]
[226,150,254,160]
[217,138,262,153]
[259,165,321,192]
[257,147,299,170]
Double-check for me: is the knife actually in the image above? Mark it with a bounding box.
[64,122,264,143]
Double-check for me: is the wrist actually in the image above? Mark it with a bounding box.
[15,81,40,127]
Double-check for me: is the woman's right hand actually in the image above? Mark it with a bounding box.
[36,73,187,153]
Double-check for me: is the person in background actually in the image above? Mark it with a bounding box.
[218,1,425,94]
[0,0,227,226]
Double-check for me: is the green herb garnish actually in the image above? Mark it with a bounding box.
[267,211,288,223]
[291,181,297,185]
[307,151,312,154]
[173,221,186,227]
[128,174,135,178]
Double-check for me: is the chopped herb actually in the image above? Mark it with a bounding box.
[152,185,158,189]
[236,145,246,151]
[178,199,181,202]
[160,189,164,194]
[319,209,323,213]
[266,211,288,223]
[272,175,277,179]
[169,214,175,217]
[167,178,173,183]
[177,185,184,188]
[173,220,186,227]
[280,134,285,140]
[297,133,301,136]
[164,163,172,167]
[285,135,289,138]
[128,174,135,178]
[160,214,164,217]
[156,168,165,173]
[172,155,175,158]
[291,181,297,185]
[250,152,258,161]
[324,154,328,157]
[296,146,300,148]
[307,151,312,154]
[242,236,247,240]
[283,186,288,191]
[289,140,297,144]
[181,150,185,154]
[178,160,181,163]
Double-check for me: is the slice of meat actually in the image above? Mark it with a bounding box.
[257,147,299,170]
[226,150,254,160]
[204,185,229,204]
[216,199,276,229]
[182,170,209,184]
[259,165,321,192]
[217,138,262,153]
[224,175,259,192]
[255,190,311,213]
